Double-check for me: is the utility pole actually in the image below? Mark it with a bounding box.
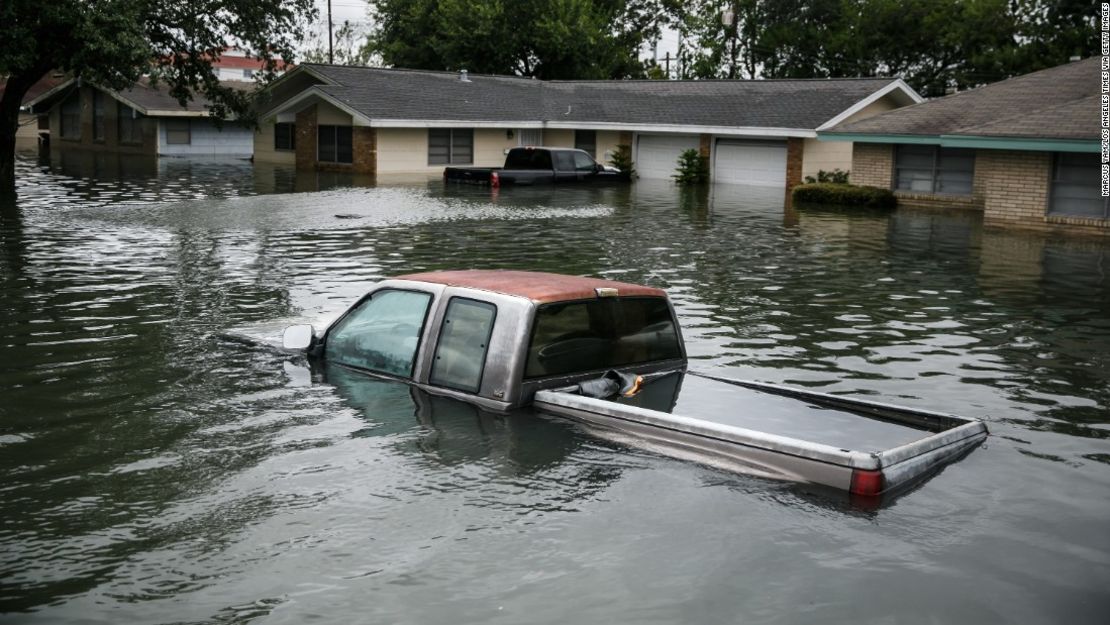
[327,0,334,64]
[663,52,671,80]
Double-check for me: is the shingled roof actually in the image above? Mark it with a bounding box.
[272,64,914,132]
[28,77,255,117]
[824,58,1098,142]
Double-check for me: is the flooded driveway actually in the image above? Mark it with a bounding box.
[2,151,1109,623]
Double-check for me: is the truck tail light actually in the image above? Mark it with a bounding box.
[849,469,884,497]
[490,171,500,188]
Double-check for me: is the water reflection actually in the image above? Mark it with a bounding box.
[3,153,1110,623]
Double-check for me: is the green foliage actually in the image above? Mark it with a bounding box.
[792,182,895,207]
[608,144,635,177]
[0,0,317,189]
[672,0,1097,96]
[367,0,671,79]
[673,148,709,185]
[804,169,850,184]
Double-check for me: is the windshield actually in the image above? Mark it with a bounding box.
[525,297,682,378]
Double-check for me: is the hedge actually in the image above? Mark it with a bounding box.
[791,183,896,208]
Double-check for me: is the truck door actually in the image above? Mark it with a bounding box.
[573,151,599,181]
[553,151,577,183]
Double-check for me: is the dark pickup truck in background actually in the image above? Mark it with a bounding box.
[444,147,627,187]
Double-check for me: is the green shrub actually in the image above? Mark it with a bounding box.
[673,148,709,185]
[608,144,635,178]
[803,169,850,184]
[792,183,896,207]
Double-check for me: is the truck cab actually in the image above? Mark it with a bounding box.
[286,270,686,410]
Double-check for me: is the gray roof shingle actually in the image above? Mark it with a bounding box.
[298,64,898,129]
[828,58,1098,141]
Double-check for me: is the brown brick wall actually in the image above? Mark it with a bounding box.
[294,105,317,170]
[977,150,1051,226]
[352,127,377,174]
[851,143,893,188]
[50,86,154,155]
[784,137,804,208]
[699,134,711,158]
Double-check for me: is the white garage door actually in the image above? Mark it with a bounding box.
[714,139,788,187]
[636,134,700,180]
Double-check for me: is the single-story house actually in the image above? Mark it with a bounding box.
[27,78,255,158]
[819,58,1103,231]
[254,64,922,189]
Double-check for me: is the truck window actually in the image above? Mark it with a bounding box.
[505,149,552,170]
[430,298,497,393]
[554,151,575,171]
[573,151,596,171]
[525,297,682,378]
[326,289,432,378]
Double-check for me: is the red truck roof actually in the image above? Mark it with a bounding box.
[394,270,667,304]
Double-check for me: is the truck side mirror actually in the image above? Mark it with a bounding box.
[283,324,316,351]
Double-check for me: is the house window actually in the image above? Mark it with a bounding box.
[274,122,295,150]
[894,145,975,195]
[517,129,542,147]
[428,128,473,165]
[92,92,105,141]
[1049,152,1108,219]
[318,125,353,163]
[118,103,142,144]
[243,69,254,79]
[60,92,81,139]
[574,130,596,157]
[429,298,497,393]
[165,119,190,145]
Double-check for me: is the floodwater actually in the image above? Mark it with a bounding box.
[2,149,1108,624]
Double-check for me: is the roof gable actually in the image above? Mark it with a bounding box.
[825,58,1098,141]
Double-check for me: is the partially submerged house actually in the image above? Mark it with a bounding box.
[254,64,921,188]
[27,78,254,158]
[819,58,1103,231]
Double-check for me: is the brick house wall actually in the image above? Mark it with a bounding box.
[976,150,1051,225]
[294,104,317,170]
[850,143,893,188]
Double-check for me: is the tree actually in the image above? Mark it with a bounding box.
[0,0,317,191]
[367,0,671,79]
[301,20,377,66]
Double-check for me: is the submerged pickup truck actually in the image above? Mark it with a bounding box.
[444,147,626,187]
[277,270,987,501]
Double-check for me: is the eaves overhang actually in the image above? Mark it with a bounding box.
[818,131,1098,153]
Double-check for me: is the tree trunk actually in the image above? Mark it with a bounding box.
[0,69,49,193]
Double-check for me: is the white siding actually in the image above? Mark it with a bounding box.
[157,119,253,157]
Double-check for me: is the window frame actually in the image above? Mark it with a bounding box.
[429,296,499,394]
[274,122,296,151]
[165,119,191,145]
[92,91,106,142]
[118,103,142,145]
[318,124,353,163]
[428,128,474,165]
[1048,152,1109,219]
[523,296,685,380]
[322,287,436,380]
[894,144,975,196]
[60,92,81,140]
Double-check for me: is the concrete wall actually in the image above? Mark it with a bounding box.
[157,119,253,157]
[253,119,296,165]
[803,96,899,180]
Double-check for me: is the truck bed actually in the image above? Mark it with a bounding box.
[533,370,987,500]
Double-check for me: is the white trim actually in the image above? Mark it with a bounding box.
[548,121,814,137]
[816,79,924,131]
[261,87,374,126]
[371,119,545,129]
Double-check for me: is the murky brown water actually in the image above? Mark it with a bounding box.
[2,149,1109,623]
